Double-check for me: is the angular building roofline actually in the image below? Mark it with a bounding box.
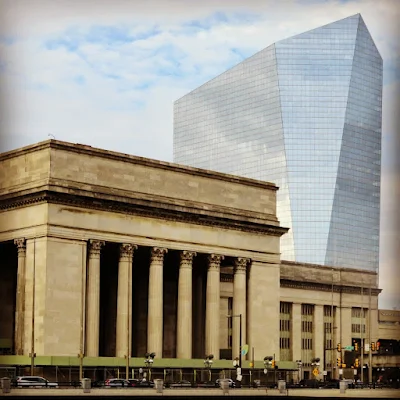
[174,13,381,103]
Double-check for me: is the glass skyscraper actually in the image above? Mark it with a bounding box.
[173,14,382,271]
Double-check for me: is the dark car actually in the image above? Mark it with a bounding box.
[320,379,340,389]
[127,379,155,388]
[167,380,192,388]
[104,378,130,387]
[299,379,324,388]
[197,381,216,388]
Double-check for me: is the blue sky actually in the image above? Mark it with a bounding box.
[0,0,399,308]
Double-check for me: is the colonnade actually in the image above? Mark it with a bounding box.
[83,240,251,359]
[12,237,250,358]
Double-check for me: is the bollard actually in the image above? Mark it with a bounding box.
[220,379,230,395]
[339,380,347,394]
[1,377,11,394]
[81,378,91,393]
[278,380,286,394]
[154,379,163,394]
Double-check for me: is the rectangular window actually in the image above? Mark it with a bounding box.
[280,302,292,361]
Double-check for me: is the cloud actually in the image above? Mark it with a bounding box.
[0,0,399,308]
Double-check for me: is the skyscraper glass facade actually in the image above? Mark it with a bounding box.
[173,14,382,271]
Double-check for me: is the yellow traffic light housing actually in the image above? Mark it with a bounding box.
[337,357,341,366]
[371,342,375,351]
[355,358,359,368]
[354,342,359,352]
[337,343,341,352]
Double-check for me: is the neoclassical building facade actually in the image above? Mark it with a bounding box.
[0,140,287,363]
[0,140,396,381]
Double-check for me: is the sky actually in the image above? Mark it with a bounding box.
[0,0,399,309]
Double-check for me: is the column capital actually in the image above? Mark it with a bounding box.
[151,247,168,263]
[88,240,105,258]
[119,243,137,259]
[180,251,196,268]
[208,254,224,270]
[234,257,250,274]
[14,238,26,256]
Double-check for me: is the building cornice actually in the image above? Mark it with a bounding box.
[281,260,378,276]
[0,190,288,237]
[0,139,279,191]
[280,279,382,295]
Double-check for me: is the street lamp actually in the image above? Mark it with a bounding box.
[296,360,302,383]
[204,354,214,381]
[263,356,273,372]
[144,352,156,380]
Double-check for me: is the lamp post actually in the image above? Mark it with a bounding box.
[296,360,302,383]
[144,352,155,381]
[263,356,273,385]
[204,354,214,381]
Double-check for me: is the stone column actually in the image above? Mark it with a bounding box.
[14,238,26,355]
[233,258,248,361]
[205,254,224,359]
[247,261,280,361]
[116,244,137,358]
[176,251,196,359]
[147,247,167,357]
[86,240,105,357]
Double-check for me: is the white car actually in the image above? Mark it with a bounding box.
[216,378,236,388]
[16,376,58,388]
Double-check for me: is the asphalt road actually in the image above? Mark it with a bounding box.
[3,387,400,398]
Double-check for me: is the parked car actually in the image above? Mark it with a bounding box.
[299,379,324,388]
[16,376,58,388]
[168,380,192,388]
[104,378,130,387]
[127,379,155,388]
[197,381,217,388]
[216,378,236,388]
[321,379,340,389]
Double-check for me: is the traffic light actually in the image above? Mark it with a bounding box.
[376,341,380,351]
[271,360,276,369]
[371,342,375,351]
[355,358,359,368]
[337,357,341,367]
[354,342,359,352]
[337,343,341,352]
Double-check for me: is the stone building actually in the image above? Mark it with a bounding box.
[0,140,397,382]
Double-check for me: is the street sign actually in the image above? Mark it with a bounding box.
[263,368,268,375]
[339,369,343,375]
[323,371,327,376]
[365,343,370,352]
[241,345,249,356]
[353,369,357,375]
[312,368,319,377]
[344,346,354,351]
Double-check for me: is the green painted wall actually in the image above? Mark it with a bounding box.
[0,355,297,370]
